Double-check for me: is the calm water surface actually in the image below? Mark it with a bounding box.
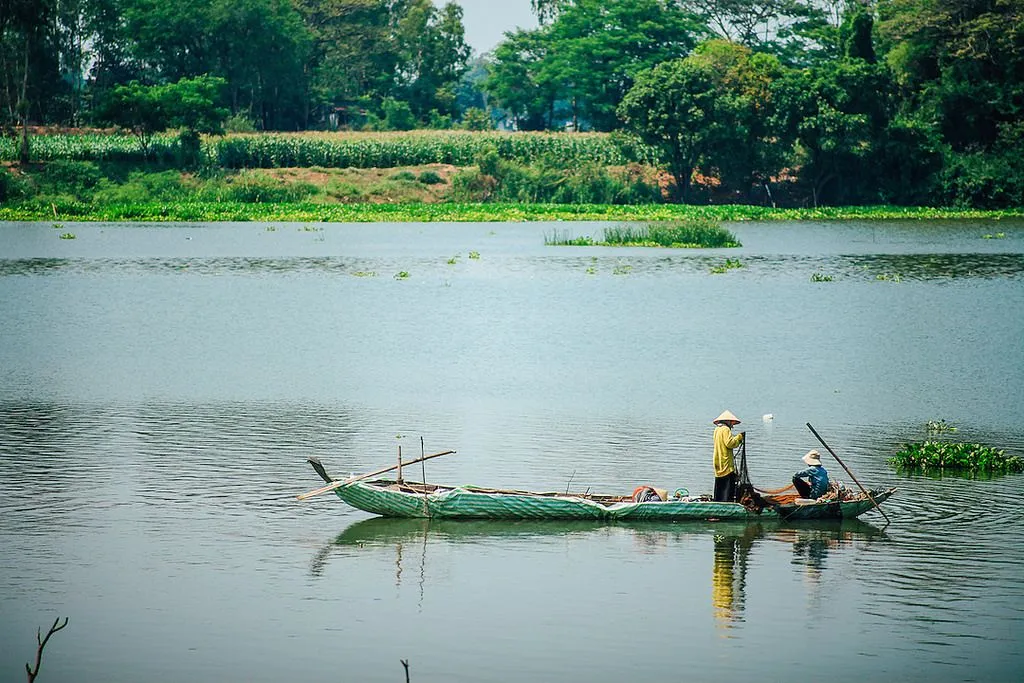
[1,219,1023,682]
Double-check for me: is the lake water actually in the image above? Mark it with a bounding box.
[1,219,1023,683]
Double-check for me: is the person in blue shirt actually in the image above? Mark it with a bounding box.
[792,449,829,499]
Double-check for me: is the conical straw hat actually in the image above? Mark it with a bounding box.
[713,410,741,425]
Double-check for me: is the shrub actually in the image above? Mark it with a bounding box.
[381,98,417,131]
[391,170,417,182]
[417,170,444,185]
[92,170,186,203]
[461,107,493,131]
[224,113,258,133]
[0,167,26,201]
[38,160,103,198]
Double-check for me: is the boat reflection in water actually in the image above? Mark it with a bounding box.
[312,517,887,626]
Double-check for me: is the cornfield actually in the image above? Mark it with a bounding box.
[0,131,659,169]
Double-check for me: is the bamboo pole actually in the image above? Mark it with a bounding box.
[296,450,455,500]
[397,445,403,484]
[806,422,891,525]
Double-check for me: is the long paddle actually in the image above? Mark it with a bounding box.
[806,422,890,525]
[296,450,455,500]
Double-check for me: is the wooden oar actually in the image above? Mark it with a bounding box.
[296,450,455,500]
[806,422,890,525]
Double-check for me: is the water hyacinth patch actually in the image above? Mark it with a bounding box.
[546,219,739,248]
[891,441,1024,473]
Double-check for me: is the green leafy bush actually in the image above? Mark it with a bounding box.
[891,441,1024,473]
[417,170,444,185]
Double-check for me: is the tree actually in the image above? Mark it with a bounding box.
[877,0,1024,151]
[542,0,708,131]
[393,0,470,119]
[483,28,559,130]
[686,40,786,200]
[95,75,227,160]
[770,59,895,205]
[618,57,739,202]
[0,0,57,162]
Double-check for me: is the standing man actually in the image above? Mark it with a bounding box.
[712,410,745,502]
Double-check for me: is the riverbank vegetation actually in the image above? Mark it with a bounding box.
[2,0,1022,211]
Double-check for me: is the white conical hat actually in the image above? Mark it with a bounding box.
[803,449,822,466]
[713,410,741,425]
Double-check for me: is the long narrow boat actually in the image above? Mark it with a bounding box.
[303,457,896,522]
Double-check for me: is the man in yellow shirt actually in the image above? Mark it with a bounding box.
[713,410,745,502]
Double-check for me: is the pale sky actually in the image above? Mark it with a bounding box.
[436,0,540,55]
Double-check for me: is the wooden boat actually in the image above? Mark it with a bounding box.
[301,454,896,523]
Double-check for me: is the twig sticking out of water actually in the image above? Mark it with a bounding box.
[26,617,68,683]
[401,659,410,683]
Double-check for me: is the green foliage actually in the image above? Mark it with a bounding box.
[417,170,444,185]
[710,258,744,274]
[810,272,833,282]
[0,168,26,202]
[381,98,417,131]
[891,441,1024,473]
[225,113,258,133]
[93,76,228,160]
[460,107,492,131]
[547,220,739,248]
[603,220,740,247]
[926,419,958,434]
[391,170,418,182]
[92,170,187,204]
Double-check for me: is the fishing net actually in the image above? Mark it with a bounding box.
[735,440,768,513]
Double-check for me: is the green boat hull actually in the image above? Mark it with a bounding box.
[332,480,896,522]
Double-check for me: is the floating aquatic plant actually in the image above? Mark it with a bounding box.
[981,232,1006,239]
[447,255,459,264]
[926,419,958,434]
[710,258,743,274]
[811,272,833,282]
[351,271,377,277]
[876,273,902,282]
[612,264,632,275]
[394,271,410,280]
[468,251,480,259]
[890,441,1023,473]
[58,232,76,239]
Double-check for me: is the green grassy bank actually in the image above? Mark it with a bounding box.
[3,200,1024,223]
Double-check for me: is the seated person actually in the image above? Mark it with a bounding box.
[792,449,830,499]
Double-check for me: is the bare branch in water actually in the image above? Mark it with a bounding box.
[26,617,69,683]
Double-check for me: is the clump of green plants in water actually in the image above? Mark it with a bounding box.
[544,230,596,246]
[811,272,833,282]
[710,258,743,274]
[926,419,958,434]
[612,263,632,275]
[265,225,277,232]
[59,232,76,239]
[468,251,480,259]
[981,232,1006,239]
[447,255,459,264]
[352,271,376,277]
[545,219,739,249]
[603,219,740,248]
[394,271,410,280]
[890,441,1024,473]
[876,273,902,282]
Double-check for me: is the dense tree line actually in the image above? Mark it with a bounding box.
[1,0,1021,206]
